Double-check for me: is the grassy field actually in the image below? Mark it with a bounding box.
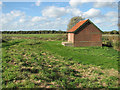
[2,34,119,88]
[3,34,66,38]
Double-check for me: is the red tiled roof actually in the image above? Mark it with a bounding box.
[67,19,89,33]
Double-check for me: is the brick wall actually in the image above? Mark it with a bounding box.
[68,33,74,43]
[74,22,102,47]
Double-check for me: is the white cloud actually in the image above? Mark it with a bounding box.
[69,0,91,7]
[105,11,118,17]
[42,6,83,18]
[93,19,103,24]
[31,16,46,22]
[36,17,69,30]
[10,10,25,17]
[93,11,118,25]
[69,0,117,8]
[1,10,28,31]
[35,0,41,6]
[1,10,25,24]
[0,1,2,11]
[67,8,83,16]
[92,10,118,30]
[1,8,103,31]
[111,17,118,22]
[69,0,81,7]
[72,9,82,16]
[1,8,118,31]
[104,11,118,27]
[94,2,117,8]
[42,6,67,18]
[1,14,13,24]
[19,18,25,23]
[0,1,2,5]
[96,0,116,2]
[83,8,101,18]
[1,9,69,31]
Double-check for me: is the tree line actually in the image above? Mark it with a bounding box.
[102,30,119,34]
[1,30,119,34]
[1,30,67,34]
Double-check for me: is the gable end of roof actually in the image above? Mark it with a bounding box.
[67,19,102,33]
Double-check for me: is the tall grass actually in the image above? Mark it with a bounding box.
[102,35,120,51]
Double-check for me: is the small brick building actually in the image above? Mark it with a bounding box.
[66,19,102,47]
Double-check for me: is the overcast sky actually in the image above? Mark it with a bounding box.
[0,0,119,31]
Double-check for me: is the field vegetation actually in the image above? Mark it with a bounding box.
[2,34,119,88]
[102,34,120,51]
